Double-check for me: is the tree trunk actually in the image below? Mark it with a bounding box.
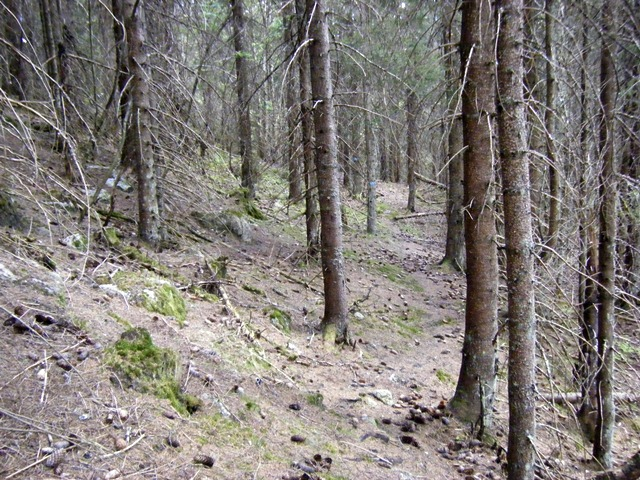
[296,0,320,257]
[284,0,302,201]
[3,0,29,99]
[442,7,465,271]
[593,0,617,468]
[122,0,160,246]
[364,83,377,235]
[496,1,537,478]
[231,0,256,200]
[306,0,349,344]
[111,0,130,126]
[406,89,418,212]
[592,450,640,480]
[543,0,560,256]
[449,0,498,435]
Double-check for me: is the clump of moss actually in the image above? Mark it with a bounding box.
[263,306,292,333]
[141,283,187,326]
[106,328,200,415]
[306,392,324,409]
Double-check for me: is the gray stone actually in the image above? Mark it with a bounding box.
[0,263,16,281]
[106,177,133,193]
[369,389,394,406]
[191,211,252,242]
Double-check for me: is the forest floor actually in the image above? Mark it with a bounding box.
[0,129,639,480]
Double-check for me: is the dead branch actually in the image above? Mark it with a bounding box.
[393,211,445,221]
[414,171,446,189]
[540,392,639,406]
[592,449,640,480]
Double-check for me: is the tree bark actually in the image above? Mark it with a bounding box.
[306,0,349,344]
[3,0,29,99]
[364,83,377,235]
[543,0,560,256]
[122,0,160,246]
[592,450,640,480]
[406,89,418,212]
[442,5,465,271]
[593,0,617,468]
[449,0,498,434]
[231,0,256,200]
[296,0,320,257]
[284,0,302,201]
[496,1,537,478]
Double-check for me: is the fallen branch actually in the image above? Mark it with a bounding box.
[540,392,639,406]
[592,449,640,480]
[414,171,446,189]
[393,211,444,221]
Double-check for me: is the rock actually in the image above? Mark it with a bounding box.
[191,211,252,242]
[0,189,24,229]
[0,263,16,281]
[291,434,306,443]
[369,389,394,406]
[61,233,88,250]
[193,454,215,467]
[106,177,133,193]
[354,312,365,320]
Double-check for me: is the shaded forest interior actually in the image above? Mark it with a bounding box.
[0,1,639,479]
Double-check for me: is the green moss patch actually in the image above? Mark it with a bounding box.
[264,306,292,333]
[106,328,200,415]
[140,283,187,326]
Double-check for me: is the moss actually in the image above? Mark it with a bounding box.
[140,283,187,326]
[373,262,423,292]
[106,328,198,415]
[306,392,324,408]
[242,284,265,296]
[103,226,121,247]
[108,311,133,329]
[435,369,453,384]
[264,306,291,333]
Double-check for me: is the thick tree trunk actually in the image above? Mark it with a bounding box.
[296,0,320,257]
[284,1,302,201]
[306,0,349,344]
[593,0,617,468]
[3,0,29,99]
[496,1,537,478]
[406,89,418,212]
[231,0,256,200]
[122,0,160,246]
[111,0,130,126]
[449,0,498,434]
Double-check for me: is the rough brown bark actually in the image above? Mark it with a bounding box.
[231,0,256,200]
[593,0,617,468]
[406,89,418,212]
[496,1,537,478]
[449,0,498,433]
[306,0,349,344]
[122,0,160,245]
[296,0,320,257]
[112,0,130,125]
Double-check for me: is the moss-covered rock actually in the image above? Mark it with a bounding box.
[263,306,291,333]
[140,283,187,326]
[0,189,23,229]
[106,328,200,415]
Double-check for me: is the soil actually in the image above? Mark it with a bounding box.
[0,130,638,480]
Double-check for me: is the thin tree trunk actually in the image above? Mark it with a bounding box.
[3,0,29,99]
[406,89,418,212]
[122,0,160,246]
[442,7,465,271]
[543,0,560,255]
[364,83,377,235]
[306,0,349,344]
[231,0,256,200]
[449,0,498,435]
[593,0,617,468]
[284,0,302,201]
[296,0,320,256]
[496,1,537,478]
